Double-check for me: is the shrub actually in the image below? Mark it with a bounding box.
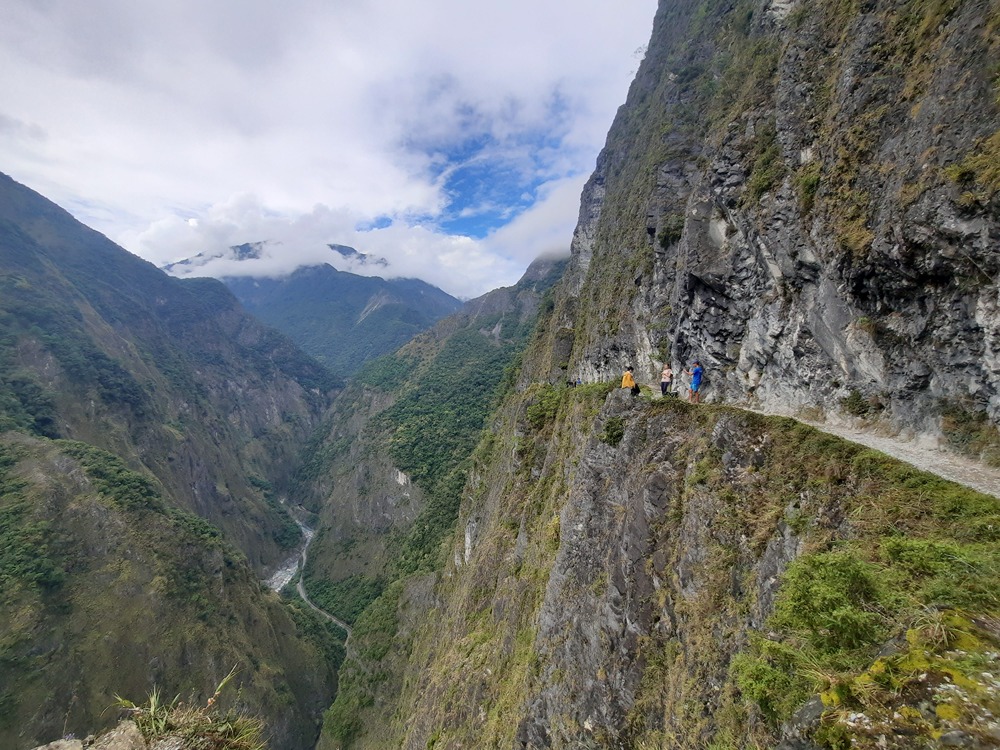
[840,390,871,417]
[116,667,265,750]
[600,417,626,447]
[658,213,686,248]
[938,401,1000,467]
[526,384,563,430]
[731,646,811,723]
[794,162,822,214]
[772,551,888,652]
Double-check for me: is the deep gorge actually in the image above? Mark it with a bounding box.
[6,0,1000,749]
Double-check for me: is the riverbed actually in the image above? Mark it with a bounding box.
[266,520,314,591]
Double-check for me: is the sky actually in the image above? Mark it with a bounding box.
[0,0,657,299]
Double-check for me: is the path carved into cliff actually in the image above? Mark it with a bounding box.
[796,416,1000,501]
[732,399,1000,500]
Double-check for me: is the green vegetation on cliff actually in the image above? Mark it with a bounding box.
[370,383,1000,749]
[0,434,338,750]
[724,420,1000,747]
[309,261,565,749]
[375,327,522,575]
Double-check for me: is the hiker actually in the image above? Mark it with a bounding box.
[660,363,673,397]
[621,366,640,397]
[685,361,704,404]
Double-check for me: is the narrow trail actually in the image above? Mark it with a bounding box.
[795,415,1000,501]
[658,382,1000,499]
[724,397,1000,500]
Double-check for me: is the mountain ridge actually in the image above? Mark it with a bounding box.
[0,171,339,568]
[223,263,463,378]
[0,171,342,748]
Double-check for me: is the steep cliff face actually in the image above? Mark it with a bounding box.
[560,0,999,455]
[387,386,999,749]
[305,257,565,749]
[319,2,1000,748]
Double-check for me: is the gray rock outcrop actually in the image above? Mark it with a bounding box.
[563,0,999,453]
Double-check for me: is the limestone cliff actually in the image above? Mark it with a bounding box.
[560,0,999,454]
[385,389,999,749]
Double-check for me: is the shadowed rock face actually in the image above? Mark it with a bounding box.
[513,397,798,749]
[561,0,999,446]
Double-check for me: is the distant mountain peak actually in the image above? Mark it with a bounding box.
[161,240,268,273]
[232,241,267,260]
[328,243,389,267]
[161,241,389,276]
[223,263,462,378]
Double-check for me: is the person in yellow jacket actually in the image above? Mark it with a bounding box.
[621,366,640,397]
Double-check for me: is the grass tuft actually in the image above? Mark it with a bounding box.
[114,666,265,750]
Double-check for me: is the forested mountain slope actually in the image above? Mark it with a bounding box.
[0,172,338,567]
[296,256,565,749]
[225,265,462,379]
[1,434,339,750]
[0,172,341,748]
[308,1,1000,748]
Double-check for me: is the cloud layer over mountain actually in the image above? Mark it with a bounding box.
[0,0,655,297]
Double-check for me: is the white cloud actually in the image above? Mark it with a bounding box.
[483,176,588,265]
[0,0,656,298]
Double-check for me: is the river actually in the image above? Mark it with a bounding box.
[265,515,353,637]
[266,520,314,592]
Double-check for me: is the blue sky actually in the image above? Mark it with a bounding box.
[0,0,657,298]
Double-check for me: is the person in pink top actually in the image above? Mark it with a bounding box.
[660,364,673,397]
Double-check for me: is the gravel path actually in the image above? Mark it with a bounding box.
[264,512,353,638]
[798,417,1000,500]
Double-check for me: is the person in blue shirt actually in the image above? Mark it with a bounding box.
[685,361,704,403]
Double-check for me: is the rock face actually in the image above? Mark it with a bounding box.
[376,390,1000,749]
[561,0,999,451]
